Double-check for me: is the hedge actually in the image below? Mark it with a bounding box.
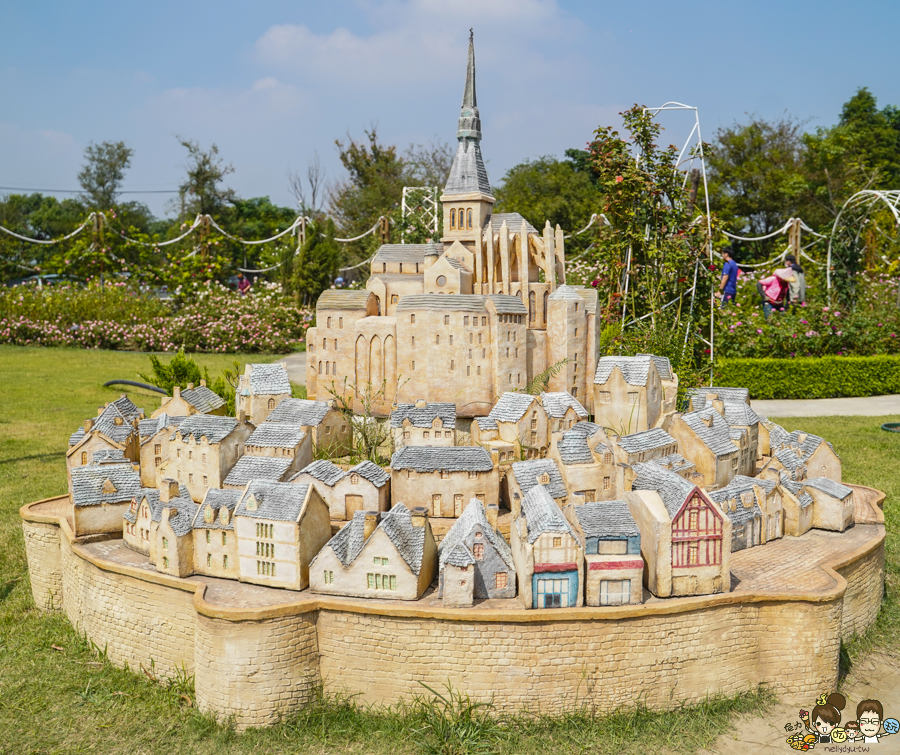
[715,355,900,400]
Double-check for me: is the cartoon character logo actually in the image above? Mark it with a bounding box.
[787,695,898,748]
[845,699,899,744]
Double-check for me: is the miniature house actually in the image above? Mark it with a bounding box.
[233,481,332,591]
[290,459,390,520]
[123,480,190,555]
[471,392,550,461]
[151,382,226,419]
[236,363,292,426]
[159,414,253,502]
[801,477,855,532]
[192,488,241,579]
[592,355,671,434]
[505,458,568,515]
[548,422,618,503]
[223,423,312,489]
[778,473,815,537]
[666,408,740,490]
[265,397,352,456]
[390,446,498,518]
[784,431,842,482]
[540,391,589,434]
[628,461,731,598]
[612,427,679,466]
[438,499,516,605]
[309,504,437,600]
[138,413,186,487]
[759,447,808,483]
[155,485,200,578]
[575,500,644,606]
[71,451,142,536]
[390,401,457,450]
[67,396,142,496]
[708,475,783,550]
[511,485,584,609]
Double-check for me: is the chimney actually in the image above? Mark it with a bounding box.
[120,392,127,399]
[83,418,94,433]
[363,511,379,541]
[485,502,499,530]
[97,406,104,416]
[410,506,428,528]
[490,448,499,467]
[173,386,181,400]
[114,416,124,426]
[160,478,179,503]
[200,378,207,388]
[415,398,427,409]
[711,399,725,416]
[798,432,807,444]
[702,414,714,428]
[187,383,194,391]
[238,409,247,424]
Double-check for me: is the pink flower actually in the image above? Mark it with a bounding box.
[615,175,624,183]
[756,328,763,334]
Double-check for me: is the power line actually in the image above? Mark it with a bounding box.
[0,186,177,194]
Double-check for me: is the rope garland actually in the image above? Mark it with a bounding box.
[0,216,94,245]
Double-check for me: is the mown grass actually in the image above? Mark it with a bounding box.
[0,345,896,754]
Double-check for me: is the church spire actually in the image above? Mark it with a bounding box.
[457,29,482,142]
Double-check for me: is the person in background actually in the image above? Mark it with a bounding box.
[717,247,739,306]
[784,254,807,308]
[237,273,251,296]
[757,268,794,319]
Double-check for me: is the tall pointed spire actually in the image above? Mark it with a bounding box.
[457,29,481,141]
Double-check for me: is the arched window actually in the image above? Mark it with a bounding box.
[529,291,536,322]
[268,398,276,409]
[467,209,473,229]
[450,209,456,229]
[81,451,87,465]
[543,291,549,323]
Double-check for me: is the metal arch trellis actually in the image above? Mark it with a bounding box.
[400,186,440,243]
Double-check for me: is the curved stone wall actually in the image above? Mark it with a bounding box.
[20,491,886,729]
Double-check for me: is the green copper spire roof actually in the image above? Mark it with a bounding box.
[457,29,481,141]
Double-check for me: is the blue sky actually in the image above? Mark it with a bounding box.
[2,0,898,217]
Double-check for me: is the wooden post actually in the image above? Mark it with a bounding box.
[788,217,801,260]
[379,216,390,245]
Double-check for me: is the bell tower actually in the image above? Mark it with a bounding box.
[441,30,494,260]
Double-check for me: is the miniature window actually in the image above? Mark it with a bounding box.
[495,572,507,589]
[573,388,578,397]
[203,475,208,486]
[189,473,194,484]
[552,537,562,548]
[628,392,639,405]
[477,366,481,375]
[468,471,477,479]
[603,452,613,465]
[467,366,471,376]
[598,391,611,405]
[424,431,430,439]
[411,314,416,324]
[437,275,447,287]
[81,451,88,465]
[391,295,398,304]
[473,543,484,559]
[435,334,440,345]
[154,444,161,455]
[444,315,450,325]
[223,555,228,568]
[162,537,169,550]
[324,570,333,584]
[688,543,699,565]
[689,510,699,530]
[464,316,469,326]
[449,335,453,345]
[188,450,193,460]
[207,553,212,567]
[450,209,456,229]
[411,361,416,371]
[205,507,214,524]
[467,209,473,228]
[339,317,343,328]
[351,474,359,485]
[441,470,449,479]
[323,338,327,350]
[450,360,455,370]
[163,557,169,569]
[318,361,323,374]
[445,431,452,438]
[155,457,161,467]
[268,398,276,410]
[327,317,332,328]
[177,448,181,458]
[481,317,486,326]
[403,431,411,439]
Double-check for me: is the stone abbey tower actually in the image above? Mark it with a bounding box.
[306,32,600,417]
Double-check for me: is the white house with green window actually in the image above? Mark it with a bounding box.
[309,503,437,601]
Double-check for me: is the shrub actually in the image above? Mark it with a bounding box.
[716,355,900,399]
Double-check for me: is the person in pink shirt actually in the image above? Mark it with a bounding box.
[756,268,795,319]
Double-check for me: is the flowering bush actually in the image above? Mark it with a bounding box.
[0,280,312,353]
[715,270,900,358]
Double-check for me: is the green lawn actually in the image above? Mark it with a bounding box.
[0,346,896,754]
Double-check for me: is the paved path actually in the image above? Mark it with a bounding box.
[278,351,307,386]
[752,393,900,418]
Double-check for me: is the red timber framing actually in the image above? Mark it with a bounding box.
[671,489,723,567]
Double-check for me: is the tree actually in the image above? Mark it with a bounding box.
[173,138,236,219]
[292,218,341,305]
[405,138,454,187]
[78,140,133,209]
[288,151,327,215]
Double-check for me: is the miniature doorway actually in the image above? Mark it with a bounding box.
[432,494,442,517]
[345,495,364,518]
[600,579,630,606]
[454,494,464,516]
[535,577,569,609]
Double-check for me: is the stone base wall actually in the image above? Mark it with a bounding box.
[21,495,887,729]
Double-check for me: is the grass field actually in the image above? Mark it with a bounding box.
[0,345,897,754]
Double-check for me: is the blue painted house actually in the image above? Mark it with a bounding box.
[575,501,644,606]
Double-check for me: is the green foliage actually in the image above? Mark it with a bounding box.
[292,218,342,305]
[78,140,134,210]
[137,349,204,395]
[523,358,568,395]
[716,354,900,399]
[173,139,236,219]
[411,682,503,755]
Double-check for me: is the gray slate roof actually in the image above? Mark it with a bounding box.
[576,500,640,540]
[69,427,85,446]
[681,408,739,457]
[540,391,588,419]
[556,430,594,465]
[439,498,514,570]
[708,475,776,506]
[139,414,187,440]
[774,447,804,474]
[488,212,536,235]
[92,403,139,445]
[291,459,347,486]
[181,385,226,413]
[372,244,430,265]
[473,416,497,431]
[488,392,539,423]
[617,428,677,455]
[110,395,143,422]
[235,481,311,522]
[780,472,814,509]
[631,460,697,518]
[350,460,390,488]
[520,485,579,544]
[124,487,161,524]
[91,448,126,464]
[396,294,487,313]
[193,488,242,530]
[547,285,583,301]
[444,140,493,198]
[594,355,657,386]
[639,354,674,381]
[324,510,370,567]
[571,421,603,437]
[510,459,567,500]
[765,420,790,451]
[224,455,293,486]
[174,414,238,445]
[787,430,835,458]
[724,403,761,427]
[160,496,200,537]
[391,446,493,473]
[71,462,142,508]
[247,363,291,395]
[802,477,853,499]
[266,398,332,428]
[688,386,750,409]
[655,453,695,474]
[390,402,457,429]
[145,484,192,523]
[723,499,762,526]
[444,542,476,567]
[317,289,374,310]
[378,503,428,575]
[247,423,306,449]
[486,294,528,314]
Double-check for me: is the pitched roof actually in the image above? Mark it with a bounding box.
[631,460,697,518]
[324,510,371,567]
[594,355,657,386]
[246,423,306,449]
[570,421,604,437]
[779,472,814,509]
[390,402,457,429]
[146,484,191,523]
[266,398,332,427]
[160,496,200,537]
[473,415,497,431]
[488,392,539,423]
[110,395,143,422]
[708,474,776,506]
[556,430,594,465]
[317,289,374,310]
[510,458,567,500]
[774,447,804,474]
[655,453,695,474]
[224,455,293,486]
[540,391,588,419]
[486,294,528,314]
[547,285,583,301]
[246,363,291,395]
[124,486,163,524]
[378,503,428,575]
[575,287,599,314]
[576,500,640,540]
[687,386,750,408]
[488,212,536,235]
[139,414,187,440]
[350,460,390,488]
[390,446,494,473]
[765,420,790,451]
[681,408,739,457]
[235,481,311,522]
[291,459,347,486]
[639,354,674,381]
[802,477,853,499]
[439,498,514,570]
[181,385,226,413]
[395,294,487,313]
[173,414,239,444]
[193,488,242,530]
[723,403,760,427]
[519,485,579,544]
[372,244,431,265]
[444,140,493,198]
[71,462,142,508]
[787,430,835,458]
[723,499,762,527]
[91,403,139,445]
[69,427,85,446]
[617,428,677,454]
[91,448,127,464]
[444,542,476,567]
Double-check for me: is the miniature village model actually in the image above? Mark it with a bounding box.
[22,35,886,729]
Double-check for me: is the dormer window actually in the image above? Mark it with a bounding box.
[351,474,359,485]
